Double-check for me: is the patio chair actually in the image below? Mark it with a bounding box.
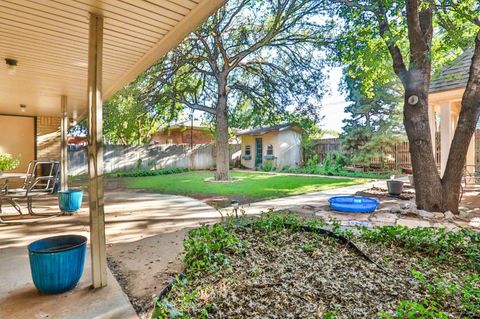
[0,160,60,222]
[460,165,480,202]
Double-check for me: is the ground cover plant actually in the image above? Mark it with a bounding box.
[109,167,190,177]
[124,171,364,204]
[152,212,480,318]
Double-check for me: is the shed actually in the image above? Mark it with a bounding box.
[237,123,303,169]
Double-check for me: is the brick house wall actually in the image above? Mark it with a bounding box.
[37,116,61,161]
[150,127,213,145]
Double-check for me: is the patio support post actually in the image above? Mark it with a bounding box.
[60,95,68,190]
[440,102,452,177]
[87,13,107,288]
[428,104,436,157]
[467,136,475,173]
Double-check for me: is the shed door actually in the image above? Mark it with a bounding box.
[255,138,263,167]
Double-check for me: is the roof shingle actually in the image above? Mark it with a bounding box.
[429,48,474,93]
[237,123,301,136]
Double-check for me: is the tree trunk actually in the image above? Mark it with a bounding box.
[215,77,230,181]
[403,88,444,212]
[441,35,480,212]
[380,2,480,213]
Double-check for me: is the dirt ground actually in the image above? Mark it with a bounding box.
[107,229,189,318]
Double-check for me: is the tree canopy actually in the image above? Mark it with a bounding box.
[140,0,330,179]
[341,71,404,167]
[323,0,480,212]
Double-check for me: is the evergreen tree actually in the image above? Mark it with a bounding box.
[341,71,403,168]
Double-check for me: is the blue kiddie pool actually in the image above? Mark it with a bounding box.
[28,235,87,294]
[329,196,379,213]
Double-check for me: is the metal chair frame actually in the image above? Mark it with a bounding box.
[0,160,60,223]
[460,165,480,203]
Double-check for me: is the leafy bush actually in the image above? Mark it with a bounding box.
[260,162,275,172]
[109,167,190,177]
[280,150,395,178]
[183,223,247,273]
[0,153,20,172]
[306,154,319,167]
[283,165,394,179]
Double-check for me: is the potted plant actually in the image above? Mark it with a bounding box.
[387,179,404,195]
[0,153,20,175]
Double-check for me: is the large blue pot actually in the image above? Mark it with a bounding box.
[58,190,83,213]
[28,235,87,294]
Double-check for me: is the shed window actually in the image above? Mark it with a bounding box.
[267,144,273,155]
[245,145,251,156]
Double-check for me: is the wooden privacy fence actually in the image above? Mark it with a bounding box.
[68,143,241,176]
[313,138,342,163]
[313,132,448,171]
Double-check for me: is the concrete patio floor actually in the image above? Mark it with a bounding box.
[0,191,221,319]
[0,247,137,319]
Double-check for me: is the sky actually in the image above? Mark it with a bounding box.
[319,66,350,134]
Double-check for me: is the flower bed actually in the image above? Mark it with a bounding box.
[153,213,480,319]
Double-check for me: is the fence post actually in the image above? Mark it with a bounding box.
[394,144,398,170]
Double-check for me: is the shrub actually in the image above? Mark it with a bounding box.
[0,153,20,172]
[109,167,190,177]
[260,162,275,172]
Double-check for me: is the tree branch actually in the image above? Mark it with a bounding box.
[173,97,217,115]
[374,1,408,83]
[194,31,219,74]
[405,0,434,74]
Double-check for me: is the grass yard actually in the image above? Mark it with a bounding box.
[124,170,365,206]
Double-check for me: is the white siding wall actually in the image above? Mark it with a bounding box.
[277,129,302,168]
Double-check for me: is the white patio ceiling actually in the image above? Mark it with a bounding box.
[0,0,222,118]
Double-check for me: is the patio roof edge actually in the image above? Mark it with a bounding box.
[103,0,224,101]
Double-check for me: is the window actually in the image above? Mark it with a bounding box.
[167,139,173,144]
[245,145,251,156]
[267,144,273,155]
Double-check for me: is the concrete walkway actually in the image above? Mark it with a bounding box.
[221,181,377,216]
[0,191,220,319]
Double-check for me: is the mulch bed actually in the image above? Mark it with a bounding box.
[355,186,415,201]
[161,227,470,318]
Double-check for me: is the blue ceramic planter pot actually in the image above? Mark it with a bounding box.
[58,190,83,213]
[28,235,87,294]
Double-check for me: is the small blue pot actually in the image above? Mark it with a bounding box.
[28,235,87,294]
[58,190,83,213]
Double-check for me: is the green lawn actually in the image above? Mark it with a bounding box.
[124,171,365,204]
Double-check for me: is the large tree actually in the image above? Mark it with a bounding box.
[341,71,404,167]
[143,0,327,180]
[328,0,480,212]
[103,84,166,145]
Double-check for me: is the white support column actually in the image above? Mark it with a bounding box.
[87,13,107,288]
[428,104,436,157]
[440,102,453,177]
[60,95,68,191]
[467,135,475,173]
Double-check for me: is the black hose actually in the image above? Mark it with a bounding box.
[155,220,384,301]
